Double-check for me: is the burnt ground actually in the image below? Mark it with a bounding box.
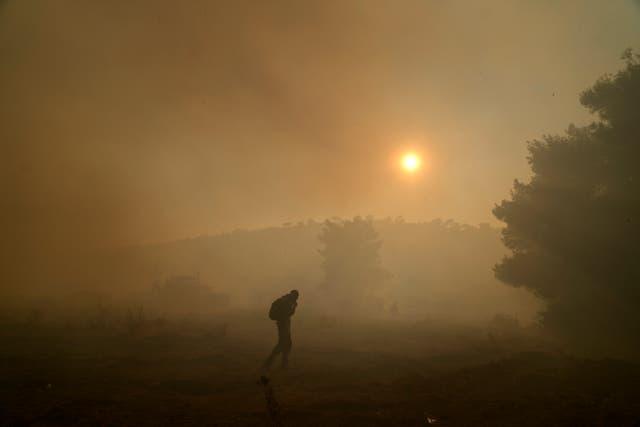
[1,314,640,426]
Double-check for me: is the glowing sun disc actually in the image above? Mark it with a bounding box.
[402,153,421,172]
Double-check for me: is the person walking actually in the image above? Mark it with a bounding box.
[264,290,299,370]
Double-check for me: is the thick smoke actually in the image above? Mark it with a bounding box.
[1,0,639,295]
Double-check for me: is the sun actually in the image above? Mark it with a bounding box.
[401,153,421,172]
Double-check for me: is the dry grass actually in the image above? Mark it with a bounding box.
[1,313,639,426]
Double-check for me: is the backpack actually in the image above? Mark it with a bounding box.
[268,297,287,321]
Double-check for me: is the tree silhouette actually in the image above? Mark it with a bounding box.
[318,216,389,314]
[493,51,640,355]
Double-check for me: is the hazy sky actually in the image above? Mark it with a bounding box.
[2,0,640,249]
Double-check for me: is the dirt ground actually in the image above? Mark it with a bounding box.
[1,313,640,426]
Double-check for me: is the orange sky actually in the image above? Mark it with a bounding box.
[2,0,640,248]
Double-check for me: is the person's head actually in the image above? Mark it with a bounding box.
[289,289,299,301]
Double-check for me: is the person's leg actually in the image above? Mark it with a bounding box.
[264,321,284,368]
[281,338,291,369]
[263,343,281,368]
[280,329,292,369]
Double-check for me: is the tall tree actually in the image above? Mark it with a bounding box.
[318,217,389,314]
[493,51,640,355]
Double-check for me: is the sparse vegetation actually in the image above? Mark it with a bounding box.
[0,309,638,426]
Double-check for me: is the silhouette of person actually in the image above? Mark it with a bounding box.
[264,289,299,369]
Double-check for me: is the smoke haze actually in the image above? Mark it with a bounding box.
[4,3,640,425]
[1,1,639,294]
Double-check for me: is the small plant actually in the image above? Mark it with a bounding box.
[125,305,146,335]
[258,375,282,427]
[89,305,109,330]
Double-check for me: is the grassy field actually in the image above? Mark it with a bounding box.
[1,312,639,426]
